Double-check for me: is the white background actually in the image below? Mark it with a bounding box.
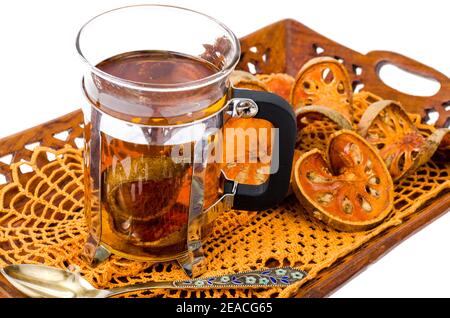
[0,0,449,297]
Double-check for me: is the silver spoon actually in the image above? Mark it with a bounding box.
[1,264,306,298]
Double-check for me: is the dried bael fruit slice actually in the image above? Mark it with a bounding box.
[105,156,188,222]
[358,100,450,181]
[295,106,353,131]
[294,106,353,154]
[290,57,353,122]
[352,91,383,125]
[414,127,449,170]
[439,133,450,154]
[293,130,394,232]
[222,117,273,185]
[230,70,268,91]
[287,149,302,196]
[257,73,295,101]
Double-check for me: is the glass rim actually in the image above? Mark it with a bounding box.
[76,4,241,92]
[81,85,232,129]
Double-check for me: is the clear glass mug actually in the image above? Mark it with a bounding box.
[77,5,296,274]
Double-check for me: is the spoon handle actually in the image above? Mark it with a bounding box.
[104,267,306,297]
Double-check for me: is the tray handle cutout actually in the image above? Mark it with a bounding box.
[364,51,450,128]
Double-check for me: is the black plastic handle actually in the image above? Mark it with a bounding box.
[227,89,296,211]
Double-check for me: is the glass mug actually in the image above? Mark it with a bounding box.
[77,5,296,275]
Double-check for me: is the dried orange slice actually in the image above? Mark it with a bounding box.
[230,70,268,91]
[293,130,394,232]
[358,100,449,181]
[290,57,353,122]
[256,73,294,101]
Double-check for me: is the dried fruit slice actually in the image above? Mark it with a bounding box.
[358,100,450,181]
[222,162,270,185]
[230,70,268,91]
[294,106,353,154]
[222,117,273,185]
[352,91,383,125]
[416,127,450,166]
[293,130,394,232]
[105,156,188,222]
[290,57,353,122]
[295,106,353,131]
[257,73,295,101]
[439,133,450,154]
[287,149,302,196]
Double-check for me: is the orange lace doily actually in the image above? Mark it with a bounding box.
[0,102,449,298]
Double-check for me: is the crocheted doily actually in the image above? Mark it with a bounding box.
[0,102,448,298]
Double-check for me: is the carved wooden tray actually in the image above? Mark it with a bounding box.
[0,19,448,298]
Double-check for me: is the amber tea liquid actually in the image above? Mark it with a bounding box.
[90,51,226,260]
[94,50,228,125]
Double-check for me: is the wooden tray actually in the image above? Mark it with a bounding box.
[0,19,449,298]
